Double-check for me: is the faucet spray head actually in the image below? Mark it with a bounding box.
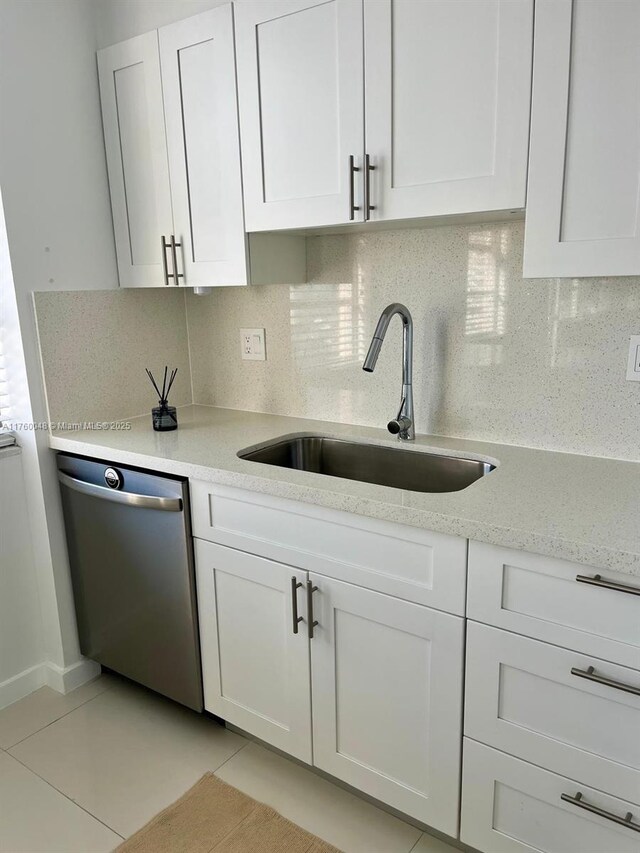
[362,336,383,372]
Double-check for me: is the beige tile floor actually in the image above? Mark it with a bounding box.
[0,675,462,853]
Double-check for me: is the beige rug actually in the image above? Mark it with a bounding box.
[115,772,343,853]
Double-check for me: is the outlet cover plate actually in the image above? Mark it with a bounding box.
[627,335,640,381]
[241,328,266,361]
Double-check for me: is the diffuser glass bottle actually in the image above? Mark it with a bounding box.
[146,367,178,432]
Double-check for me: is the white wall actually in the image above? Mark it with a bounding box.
[0,0,117,686]
[0,450,44,709]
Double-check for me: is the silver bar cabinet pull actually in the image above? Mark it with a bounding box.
[576,573,640,596]
[169,235,184,285]
[561,792,640,832]
[349,155,360,221]
[306,580,318,639]
[161,235,171,285]
[291,577,303,635]
[570,665,640,696]
[364,153,376,220]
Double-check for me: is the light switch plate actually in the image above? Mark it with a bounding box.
[626,335,640,381]
[241,328,266,361]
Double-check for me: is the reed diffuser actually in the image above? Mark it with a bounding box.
[146,366,178,431]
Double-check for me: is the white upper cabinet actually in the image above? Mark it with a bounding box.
[235,0,532,231]
[235,0,365,230]
[159,7,248,286]
[98,7,306,287]
[524,0,640,278]
[98,33,173,288]
[364,0,533,222]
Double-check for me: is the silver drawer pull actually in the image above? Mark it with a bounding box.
[169,235,184,285]
[348,155,360,221]
[291,577,303,635]
[571,665,640,696]
[561,792,640,832]
[306,580,318,639]
[364,153,376,221]
[161,235,171,285]
[576,573,640,596]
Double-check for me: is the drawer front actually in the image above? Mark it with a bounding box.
[465,622,640,802]
[191,481,467,614]
[467,541,640,667]
[461,739,640,853]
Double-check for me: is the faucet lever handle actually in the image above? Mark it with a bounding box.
[387,398,412,437]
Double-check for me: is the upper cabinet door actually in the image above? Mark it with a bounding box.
[159,7,248,286]
[97,33,173,288]
[364,0,533,222]
[524,0,640,278]
[235,0,365,231]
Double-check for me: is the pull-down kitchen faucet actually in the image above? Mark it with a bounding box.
[362,303,415,441]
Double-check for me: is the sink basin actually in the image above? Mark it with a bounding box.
[238,435,495,494]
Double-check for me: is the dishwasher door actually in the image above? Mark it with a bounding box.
[57,453,203,711]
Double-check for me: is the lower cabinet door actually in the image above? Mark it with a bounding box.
[461,739,640,853]
[194,539,312,762]
[310,574,464,834]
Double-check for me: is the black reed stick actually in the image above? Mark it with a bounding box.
[145,368,163,400]
[165,368,178,399]
[161,365,168,401]
[146,366,178,405]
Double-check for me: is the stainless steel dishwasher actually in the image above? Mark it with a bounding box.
[57,453,203,711]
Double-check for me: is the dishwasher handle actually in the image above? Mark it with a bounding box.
[58,470,183,512]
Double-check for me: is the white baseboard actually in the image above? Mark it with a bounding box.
[44,658,101,694]
[0,658,101,709]
[0,664,47,710]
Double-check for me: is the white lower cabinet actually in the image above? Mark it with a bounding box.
[310,575,464,835]
[194,539,312,762]
[465,541,640,853]
[194,539,464,832]
[461,739,640,853]
[194,501,639,847]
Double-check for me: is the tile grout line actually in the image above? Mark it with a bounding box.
[407,834,424,853]
[212,737,251,776]
[4,693,244,845]
[4,679,117,750]
[6,750,124,840]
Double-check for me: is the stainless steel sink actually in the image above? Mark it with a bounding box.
[238,435,495,494]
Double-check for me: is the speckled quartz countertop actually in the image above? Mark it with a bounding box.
[49,405,640,577]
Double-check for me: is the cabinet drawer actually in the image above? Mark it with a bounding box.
[191,482,467,613]
[461,739,640,853]
[465,622,640,802]
[467,541,640,667]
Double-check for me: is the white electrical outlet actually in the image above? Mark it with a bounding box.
[240,328,266,361]
[627,335,640,381]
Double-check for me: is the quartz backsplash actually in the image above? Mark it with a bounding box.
[186,221,640,462]
[34,288,192,424]
[34,221,639,461]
